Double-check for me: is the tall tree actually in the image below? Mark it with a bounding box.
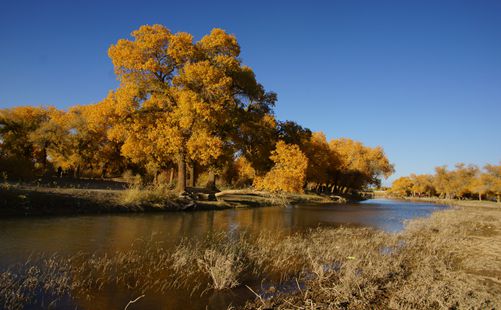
[0,106,53,173]
[484,163,501,202]
[108,25,275,192]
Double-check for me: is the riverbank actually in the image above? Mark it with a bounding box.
[0,199,499,309]
[0,181,343,217]
[243,199,501,308]
[400,196,501,208]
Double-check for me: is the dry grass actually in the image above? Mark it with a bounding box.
[1,204,500,309]
[170,234,250,291]
[245,205,501,309]
[118,183,178,207]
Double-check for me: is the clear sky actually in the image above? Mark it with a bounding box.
[1,0,500,184]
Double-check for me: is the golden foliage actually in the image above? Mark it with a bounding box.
[254,141,308,193]
[391,162,501,201]
[0,23,396,195]
[106,24,273,191]
[235,156,256,181]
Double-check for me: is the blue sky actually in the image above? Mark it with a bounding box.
[1,0,500,184]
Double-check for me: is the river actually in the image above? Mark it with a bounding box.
[0,199,446,309]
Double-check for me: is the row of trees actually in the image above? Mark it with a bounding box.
[0,24,393,194]
[389,163,501,202]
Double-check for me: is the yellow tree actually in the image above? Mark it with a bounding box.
[410,174,435,197]
[108,25,274,192]
[84,94,126,177]
[302,132,338,191]
[45,99,126,178]
[483,163,501,202]
[29,107,69,172]
[390,176,414,197]
[451,163,478,199]
[254,141,308,193]
[469,172,491,201]
[232,156,257,187]
[0,106,54,174]
[433,166,454,199]
[329,138,393,194]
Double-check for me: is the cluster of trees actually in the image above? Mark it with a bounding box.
[390,163,501,202]
[0,24,393,194]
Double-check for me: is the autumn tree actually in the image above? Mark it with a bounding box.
[433,166,454,199]
[0,106,56,176]
[235,112,278,176]
[469,171,491,201]
[483,163,501,202]
[389,176,414,197]
[328,138,393,194]
[302,132,338,191]
[254,141,308,193]
[231,156,257,187]
[451,163,478,199]
[393,162,500,202]
[45,100,126,178]
[278,120,312,146]
[410,174,435,197]
[108,25,275,193]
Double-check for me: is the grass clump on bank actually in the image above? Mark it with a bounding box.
[118,184,178,208]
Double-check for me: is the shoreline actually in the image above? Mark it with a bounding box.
[0,183,348,217]
[383,195,501,209]
[1,195,499,308]
[242,196,501,308]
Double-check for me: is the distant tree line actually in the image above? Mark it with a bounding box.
[0,24,393,194]
[389,163,501,202]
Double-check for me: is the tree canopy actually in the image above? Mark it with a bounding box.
[389,163,501,202]
[0,24,394,195]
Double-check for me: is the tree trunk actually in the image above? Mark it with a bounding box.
[206,171,217,191]
[314,184,320,193]
[154,170,160,184]
[101,163,107,179]
[176,157,186,193]
[41,143,48,173]
[188,163,196,188]
[328,184,334,194]
[169,168,175,186]
[479,193,482,201]
[74,164,80,179]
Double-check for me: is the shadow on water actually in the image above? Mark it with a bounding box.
[0,199,447,309]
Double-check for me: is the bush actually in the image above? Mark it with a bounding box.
[254,141,308,193]
[119,183,177,206]
[121,170,142,185]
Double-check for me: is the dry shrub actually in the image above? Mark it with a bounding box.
[246,208,500,309]
[121,170,142,185]
[155,171,173,186]
[248,232,307,279]
[197,249,243,289]
[119,183,177,207]
[171,234,249,290]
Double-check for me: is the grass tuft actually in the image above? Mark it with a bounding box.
[119,183,177,207]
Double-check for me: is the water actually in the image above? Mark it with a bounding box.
[0,199,446,309]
